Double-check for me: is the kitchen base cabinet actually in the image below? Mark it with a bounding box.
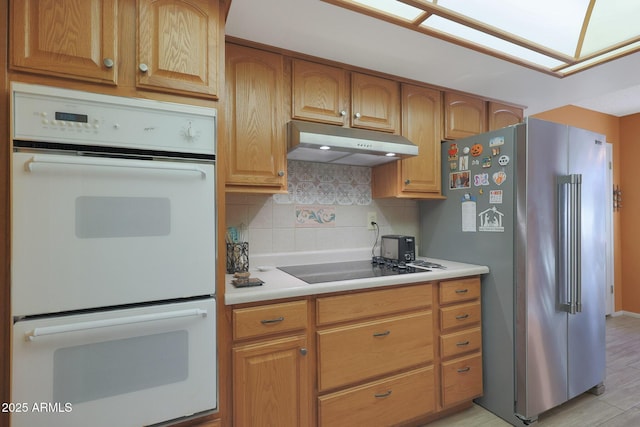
[441,353,483,408]
[437,277,483,410]
[317,311,433,391]
[318,366,435,427]
[231,299,311,427]
[233,335,310,427]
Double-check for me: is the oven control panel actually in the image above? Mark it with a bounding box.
[11,83,216,155]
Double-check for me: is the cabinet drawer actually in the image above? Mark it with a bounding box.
[440,301,481,331]
[441,353,483,407]
[318,366,435,427]
[440,327,482,359]
[439,277,480,304]
[317,311,433,391]
[233,300,308,340]
[316,283,432,326]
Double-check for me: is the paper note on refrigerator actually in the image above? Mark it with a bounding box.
[461,195,477,232]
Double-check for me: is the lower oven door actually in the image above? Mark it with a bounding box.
[11,298,216,427]
[11,151,216,316]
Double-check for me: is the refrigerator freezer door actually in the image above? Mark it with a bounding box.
[566,126,606,399]
[515,118,569,419]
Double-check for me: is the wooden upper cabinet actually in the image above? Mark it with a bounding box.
[399,84,442,193]
[488,101,523,131]
[10,0,118,84]
[225,44,287,191]
[291,59,349,126]
[372,84,442,198]
[444,92,487,140]
[351,72,400,133]
[137,0,220,98]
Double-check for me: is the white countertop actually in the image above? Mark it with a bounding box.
[224,249,489,305]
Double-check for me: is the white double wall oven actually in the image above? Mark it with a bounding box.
[10,83,218,427]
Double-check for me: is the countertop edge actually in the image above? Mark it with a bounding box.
[224,258,489,305]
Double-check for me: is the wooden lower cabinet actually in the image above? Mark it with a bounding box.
[317,311,433,391]
[318,366,435,427]
[230,278,483,427]
[233,335,310,427]
[441,353,483,408]
[438,277,484,410]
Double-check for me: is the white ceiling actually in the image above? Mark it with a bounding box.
[226,0,640,117]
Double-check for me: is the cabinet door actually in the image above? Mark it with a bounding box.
[225,44,287,191]
[10,0,118,84]
[400,84,442,193]
[488,101,523,130]
[292,59,348,125]
[351,73,399,133]
[444,92,487,139]
[233,335,310,427]
[137,0,220,98]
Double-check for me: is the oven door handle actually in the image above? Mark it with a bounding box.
[24,308,208,341]
[24,155,208,178]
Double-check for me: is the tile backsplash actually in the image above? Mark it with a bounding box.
[225,161,419,256]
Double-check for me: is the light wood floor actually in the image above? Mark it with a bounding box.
[425,315,640,426]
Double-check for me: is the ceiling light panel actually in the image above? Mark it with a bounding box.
[421,16,565,69]
[581,0,640,55]
[434,0,590,56]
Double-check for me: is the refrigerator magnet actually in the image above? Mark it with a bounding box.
[482,156,492,168]
[448,143,459,161]
[489,136,505,147]
[449,171,471,189]
[492,170,507,185]
[498,155,510,166]
[478,206,505,232]
[459,155,469,170]
[492,147,501,156]
[470,143,483,156]
[450,161,458,171]
[473,173,490,186]
[490,190,503,204]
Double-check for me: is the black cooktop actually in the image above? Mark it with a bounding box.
[277,259,427,284]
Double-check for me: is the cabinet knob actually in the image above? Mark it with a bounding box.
[278,170,285,177]
[354,112,362,119]
[340,110,347,117]
[103,58,114,69]
[404,179,411,185]
[300,348,308,356]
[139,63,149,73]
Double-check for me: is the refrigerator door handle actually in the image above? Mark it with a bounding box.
[558,174,582,314]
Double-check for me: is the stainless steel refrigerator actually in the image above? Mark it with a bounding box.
[419,117,606,425]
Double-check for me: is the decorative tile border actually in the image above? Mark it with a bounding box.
[274,160,372,206]
[295,205,336,227]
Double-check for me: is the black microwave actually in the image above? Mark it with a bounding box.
[380,235,416,263]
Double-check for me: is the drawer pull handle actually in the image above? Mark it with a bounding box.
[374,390,392,398]
[261,316,285,324]
[455,289,469,294]
[457,367,471,373]
[455,314,470,320]
[456,341,470,346]
[373,330,391,337]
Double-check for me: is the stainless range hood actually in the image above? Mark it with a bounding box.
[287,120,418,166]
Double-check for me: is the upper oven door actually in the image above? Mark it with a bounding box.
[12,151,216,316]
